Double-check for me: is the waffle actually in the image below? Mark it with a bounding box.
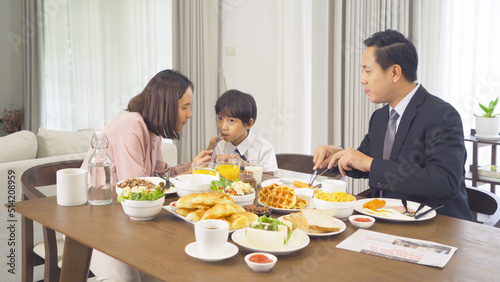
[293,197,307,209]
[264,186,297,209]
[259,183,280,203]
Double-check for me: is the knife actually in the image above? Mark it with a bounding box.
[414,205,444,220]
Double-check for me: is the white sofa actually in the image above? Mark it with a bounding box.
[0,128,177,282]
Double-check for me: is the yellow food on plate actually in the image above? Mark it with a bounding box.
[315,191,355,202]
[362,199,386,210]
[173,191,256,230]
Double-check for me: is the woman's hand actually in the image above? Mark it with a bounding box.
[192,150,213,164]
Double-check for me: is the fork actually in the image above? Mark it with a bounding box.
[308,168,329,187]
[156,171,171,188]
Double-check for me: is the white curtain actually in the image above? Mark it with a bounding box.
[39,0,172,131]
[172,0,219,163]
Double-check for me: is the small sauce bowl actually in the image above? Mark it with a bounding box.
[348,215,375,229]
[244,252,277,272]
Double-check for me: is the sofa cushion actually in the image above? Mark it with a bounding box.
[36,128,95,158]
[0,130,37,163]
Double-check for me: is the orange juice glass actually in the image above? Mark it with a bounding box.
[216,157,242,180]
[191,162,217,176]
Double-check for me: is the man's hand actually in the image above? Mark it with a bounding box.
[331,147,373,176]
[313,145,343,170]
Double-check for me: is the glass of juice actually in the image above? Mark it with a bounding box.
[191,162,217,176]
[216,157,242,180]
[244,160,264,186]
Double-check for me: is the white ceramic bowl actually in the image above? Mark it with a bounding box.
[231,192,256,206]
[348,215,375,229]
[313,197,356,219]
[171,174,219,197]
[121,197,165,220]
[244,252,277,272]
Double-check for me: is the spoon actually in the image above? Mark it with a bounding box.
[414,205,444,220]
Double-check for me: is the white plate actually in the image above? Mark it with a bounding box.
[278,216,346,237]
[231,228,310,255]
[185,242,238,262]
[116,177,176,195]
[163,202,238,233]
[475,134,500,140]
[257,199,315,213]
[260,178,320,189]
[354,198,436,222]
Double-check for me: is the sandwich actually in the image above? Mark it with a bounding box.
[246,215,296,250]
[283,209,340,233]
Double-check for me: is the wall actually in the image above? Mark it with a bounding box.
[0,0,23,137]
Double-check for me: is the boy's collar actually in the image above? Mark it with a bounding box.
[230,130,254,155]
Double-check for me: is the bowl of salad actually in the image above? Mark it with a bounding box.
[211,177,256,206]
[118,186,165,220]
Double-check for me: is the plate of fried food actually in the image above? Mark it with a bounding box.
[279,209,346,237]
[260,178,320,189]
[116,177,176,195]
[355,198,436,222]
[258,183,314,213]
[163,191,258,232]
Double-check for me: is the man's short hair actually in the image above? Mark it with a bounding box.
[363,29,418,82]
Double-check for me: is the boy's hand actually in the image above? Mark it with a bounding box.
[206,134,223,151]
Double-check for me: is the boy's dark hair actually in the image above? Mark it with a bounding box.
[363,29,418,82]
[127,69,193,140]
[215,89,257,125]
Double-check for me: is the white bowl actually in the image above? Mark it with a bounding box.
[121,197,165,220]
[348,215,375,229]
[244,252,277,272]
[231,192,256,206]
[171,174,219,197]
[313,197,356,219]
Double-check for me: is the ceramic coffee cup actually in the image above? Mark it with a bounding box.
[194,219,229,257]
[321,179,347,193]
[56,168,88,206]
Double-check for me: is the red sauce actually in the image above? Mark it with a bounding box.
[249,254,273,264]
[354,217,372,222]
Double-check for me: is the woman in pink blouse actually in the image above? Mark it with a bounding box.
[81,69,213,186]
[82,69,212,281]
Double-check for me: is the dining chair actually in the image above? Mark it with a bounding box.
[21,159,86,282]
[465,186,500,227]
[276,153,340,178]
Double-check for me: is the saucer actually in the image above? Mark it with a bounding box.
[185,242,238,262]
[475,134,500,140]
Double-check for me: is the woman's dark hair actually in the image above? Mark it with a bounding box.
[215,89,257,125]
[127,69,193,139]
[363,29,418,82]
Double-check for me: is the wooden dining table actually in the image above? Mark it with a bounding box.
[13,173,500,281]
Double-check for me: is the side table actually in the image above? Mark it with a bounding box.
[464,130,499,193]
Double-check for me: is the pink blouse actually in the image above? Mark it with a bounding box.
[81,111,190,186]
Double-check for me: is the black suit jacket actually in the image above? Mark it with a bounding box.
[344,86,473,220]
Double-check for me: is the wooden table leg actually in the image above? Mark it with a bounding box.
[60,237,93,282]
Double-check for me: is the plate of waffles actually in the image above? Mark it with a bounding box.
[258,184,315,213]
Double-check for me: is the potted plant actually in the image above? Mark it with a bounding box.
[475,97,500,137]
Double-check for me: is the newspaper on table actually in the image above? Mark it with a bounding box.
[336,229,457,268]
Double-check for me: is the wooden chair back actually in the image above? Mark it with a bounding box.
[276,153,340,178]
[466,186,500,226]
[21,160,83,282]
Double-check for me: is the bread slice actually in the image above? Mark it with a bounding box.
[300,209,340,233]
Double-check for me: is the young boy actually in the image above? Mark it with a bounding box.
[208,89,278,175]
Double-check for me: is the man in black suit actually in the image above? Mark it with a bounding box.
[313,30,473,220]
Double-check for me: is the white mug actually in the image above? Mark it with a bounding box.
[194,219,229,257]
[56,168,88,206]
[321,179,347,193]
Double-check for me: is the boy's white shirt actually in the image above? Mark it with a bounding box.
[212,130,278,175]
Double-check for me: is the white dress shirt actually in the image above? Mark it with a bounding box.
[213,130,278,175]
